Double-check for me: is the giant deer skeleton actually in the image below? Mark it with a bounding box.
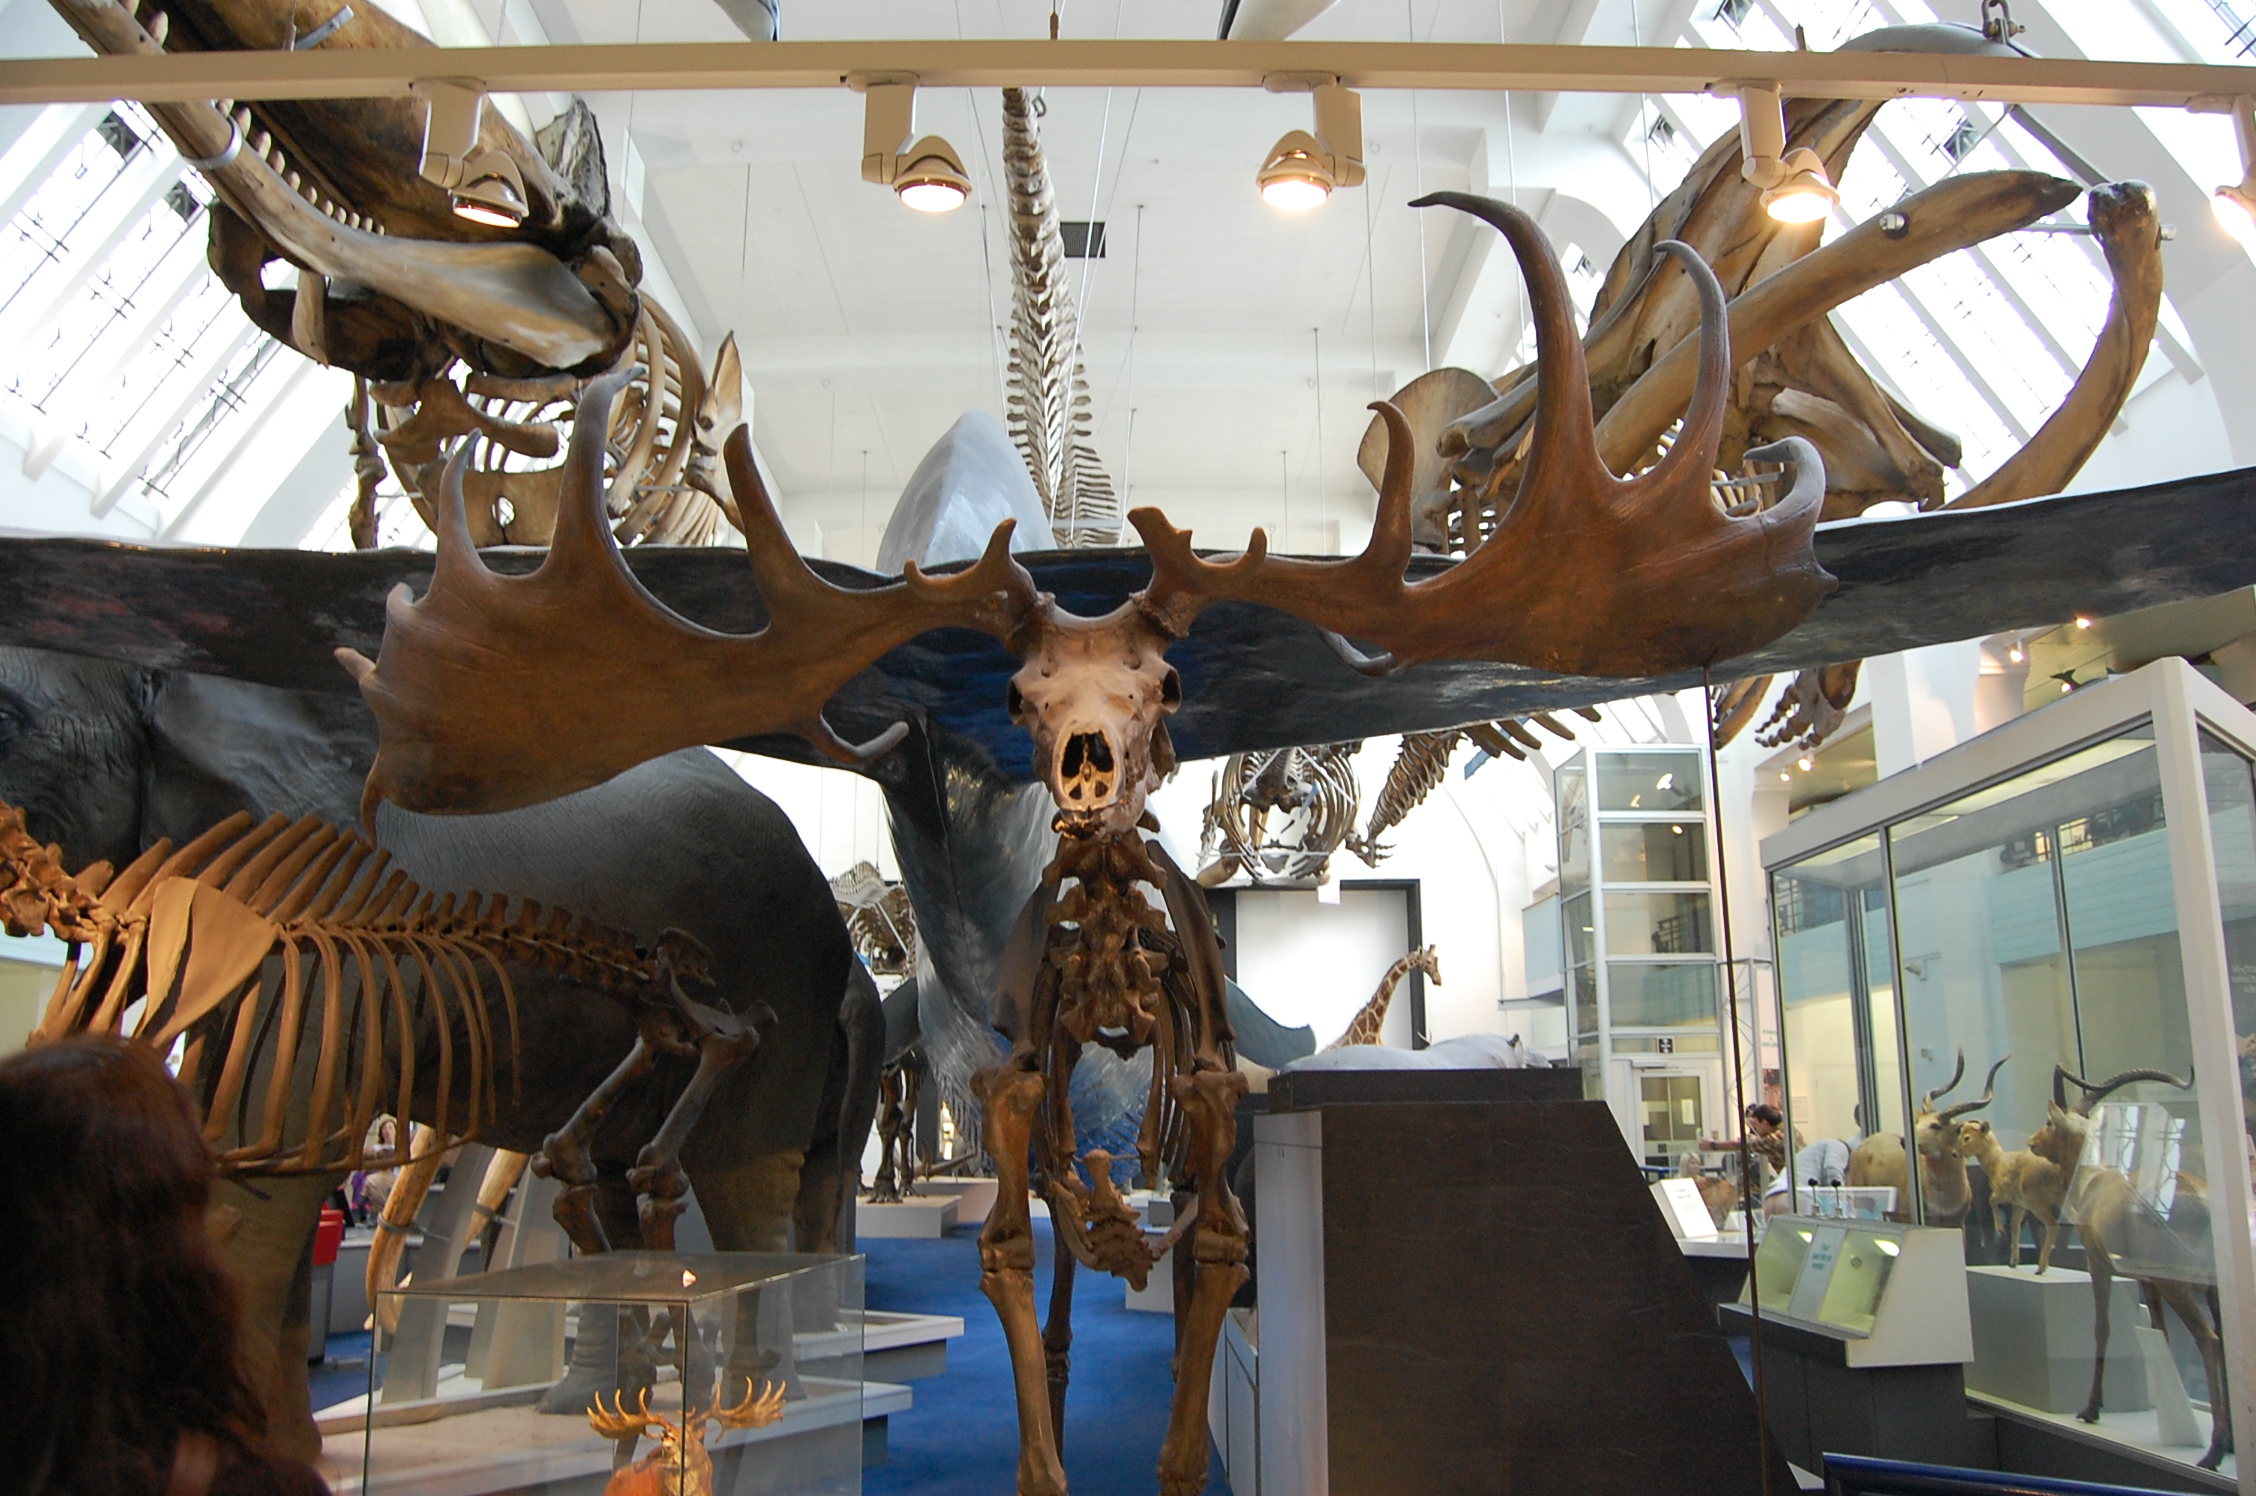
[340,189,1828,1495]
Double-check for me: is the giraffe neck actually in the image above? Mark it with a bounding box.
[1328,952,1422,1050]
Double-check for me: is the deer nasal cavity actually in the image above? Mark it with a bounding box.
[1061,732,1115,779]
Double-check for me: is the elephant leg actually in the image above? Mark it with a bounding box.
[215,1172,340,1462]
[535,1174,656,1417]
[1044,1224,1077,1458]
[532,1034,655,1256]
[1158,1069,1250,1496]
[871,1070,905,1204]
[686,1148,807,1402]
[978,1064,1067,1496]
[2080,1252,2115,1424]
[629,1015,764,1251]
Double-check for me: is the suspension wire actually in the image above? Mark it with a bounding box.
[1407,0,1430,371]
[1704,662,1776,1496]
[1123,201,1144,505]
[1313,325,1325,542]
[1631,0,1659,213]
[1362,165,1381,402]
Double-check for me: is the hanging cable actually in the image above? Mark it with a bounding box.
[1407,0,1431,371]
[1704,663,1775,1496]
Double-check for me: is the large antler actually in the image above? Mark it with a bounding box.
[1920,1049,1967,1114]
[1126,193,1833,677]
[340,369,1042,816]
[586,1388,669,1442]
[702,1379,787,1432]
[1935,1055,2010,1126]
[2055,1063,2193,1114]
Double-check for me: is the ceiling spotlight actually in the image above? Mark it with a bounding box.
[856,75,970,212]
[2075,616,2093,629]
[1737,83,1840,225]
[411,79,527,228]
[2008,645,2025,663]
[1256,76,1365,211]
[1797,756,1814,771]
[2214,95,2256,248]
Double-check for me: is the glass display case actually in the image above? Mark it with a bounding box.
[1556,744,1730,1169]
[1762,658,2256,1483]
[345,1251,863,1496]
[1740,1215,1973,1366]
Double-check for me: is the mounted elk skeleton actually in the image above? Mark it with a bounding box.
[341,189,1828,1494]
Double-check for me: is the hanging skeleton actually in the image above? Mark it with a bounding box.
[831,861,917,978]
[1001,88,1121,548]
[1350,708,1600,863]
[1194,741,1363,886]
[45,0,737,551]
[1367,24,2162,756]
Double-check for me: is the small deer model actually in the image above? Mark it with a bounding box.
[1953,1118,2065,1273]
[586,1382,785,1496]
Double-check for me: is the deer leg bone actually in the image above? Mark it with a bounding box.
[1156,1066,1250,1496]
[1043,1215,1076,1460]
[974,1061,1068,1496]
[531,1032,656,1256]
[626,991,774,1250]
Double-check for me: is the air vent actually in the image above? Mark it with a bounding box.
[1062,221,1107,259]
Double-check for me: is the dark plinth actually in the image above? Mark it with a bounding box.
[1265,1062,1581,1111]
[1256,1076,1793,1495]
[1720,1302,1990,1473]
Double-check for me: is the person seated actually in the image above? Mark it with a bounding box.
[0,1035,331,1496]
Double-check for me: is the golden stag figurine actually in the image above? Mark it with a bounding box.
[585,1381,785,1496]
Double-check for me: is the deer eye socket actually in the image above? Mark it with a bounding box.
[1158,667,1182,709]
[1006,680,1028,721]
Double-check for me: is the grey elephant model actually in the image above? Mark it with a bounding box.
[0,644,880,1458]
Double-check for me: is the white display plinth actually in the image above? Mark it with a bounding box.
[1964,1264,2157,1415]
[917,1177,999,1225]
[855,1195,959,1238]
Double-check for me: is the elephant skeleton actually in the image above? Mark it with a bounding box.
[339,187,1832,1492]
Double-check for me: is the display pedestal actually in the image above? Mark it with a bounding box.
[917,1177,998,1226]
[1965,1265,2153,1415]
[1253,1068,1790,1494]
[1720,1302,1989,1472]
[854,1196,958,1238]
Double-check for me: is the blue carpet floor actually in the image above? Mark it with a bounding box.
[863,1221,1232,1496]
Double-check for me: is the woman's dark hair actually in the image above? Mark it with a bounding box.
[0,1035,268,1495]
[1746,1102,1784,1129]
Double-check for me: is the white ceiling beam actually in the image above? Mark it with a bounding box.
[0,38,2249,108]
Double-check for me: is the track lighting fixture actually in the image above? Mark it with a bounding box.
[1736,83,1838,225]
[855,75,971,213]
[2213,95,2256,247]
[1256,77,1364,211]
[411,79,527,228]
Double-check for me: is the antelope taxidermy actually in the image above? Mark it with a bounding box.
[1846,1052,2006,1223]
[586,1382,785,1496]
[1953,1118,2065,1273]
[2031,1064,2228,1471]
[340,193,1830,1496]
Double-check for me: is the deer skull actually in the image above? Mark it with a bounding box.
[1006,604,1182,837]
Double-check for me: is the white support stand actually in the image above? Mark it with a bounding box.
[2137,1324,2204,1448]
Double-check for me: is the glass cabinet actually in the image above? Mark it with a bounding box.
[1557,744,1727,1169]
[1762,659,2256,1485]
